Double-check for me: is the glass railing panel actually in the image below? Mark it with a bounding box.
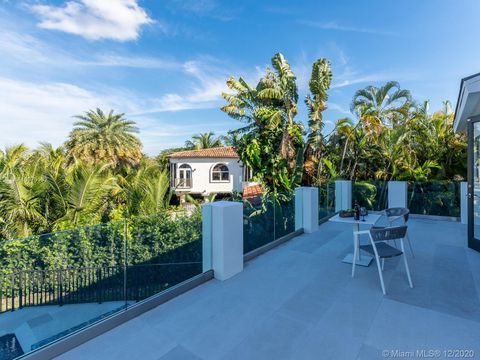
[319,181,336,222]
[243,195,275,253]
[0,221,127,357]
[125,210,203,305]
[407,181,460,217]
[352,180,388,211]
[274,193,296,239]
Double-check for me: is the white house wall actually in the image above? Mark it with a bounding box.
[170,157,244,195]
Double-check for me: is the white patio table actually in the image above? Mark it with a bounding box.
[329,213,382,267]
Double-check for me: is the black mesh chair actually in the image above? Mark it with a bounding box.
[352,226,413,295]
[373,208,414,258]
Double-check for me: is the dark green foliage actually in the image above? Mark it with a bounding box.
[243,194,296,253]
[352,181,388,211]
[221,53,305,194]
[0,212,202,274]
[0,211,203,310]
[323,98,466,183]
[407,182,460,217]
[128,211,202,265]
[318,181,335,221]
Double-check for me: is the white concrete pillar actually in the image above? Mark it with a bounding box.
[461,181,468,224]
[335,180,352,212]
[388,181,408,209]
[202,201,243,281]
[295,187,319,233]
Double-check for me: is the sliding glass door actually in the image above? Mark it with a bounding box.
[468,118,480,251]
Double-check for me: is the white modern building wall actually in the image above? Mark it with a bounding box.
[335,180,352,212]
[388,181,408,208]
[454,72,480,252]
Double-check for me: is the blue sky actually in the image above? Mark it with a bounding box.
[1,0,479,155]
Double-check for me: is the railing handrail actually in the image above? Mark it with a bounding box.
[1,261,203,277]
[0,261,203,313]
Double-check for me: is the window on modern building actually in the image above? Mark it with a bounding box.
[211,164,229,181]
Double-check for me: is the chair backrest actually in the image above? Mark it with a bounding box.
[370,226,408,242]
[385,207,409,223]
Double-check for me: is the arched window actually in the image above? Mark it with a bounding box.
[211,163,229,182]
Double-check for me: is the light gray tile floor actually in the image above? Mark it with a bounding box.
[57,218,480,360]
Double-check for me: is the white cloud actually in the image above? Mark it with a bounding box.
[0,29,183,71]
[327,48,416,89]
[0,25,256,115]
[292,52,311,92]
[0,76,236,154]
[0,31,53,64]
[328,102,351,115]
[0,77,133,149]
[298,20,395,36]
[133,59,232,114]
[87,54,180,69]
[135,115,233,150]
[169,0,217,13]
[166,0,237,21]
[332,70,416,89]
[30,0,153,41]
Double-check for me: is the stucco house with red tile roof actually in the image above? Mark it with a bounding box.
[168,146,256,201]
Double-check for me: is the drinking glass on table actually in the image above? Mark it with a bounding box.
[360,207,368,221]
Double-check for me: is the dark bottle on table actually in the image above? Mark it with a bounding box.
[354,200,360,220]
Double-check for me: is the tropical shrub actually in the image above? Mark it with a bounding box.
[352,181,388,211]
[0,211,202,275]
[407,181,460,217]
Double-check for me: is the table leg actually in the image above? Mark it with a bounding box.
[353,223,360,261]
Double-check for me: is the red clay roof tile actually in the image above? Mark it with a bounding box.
[168,146,239,159]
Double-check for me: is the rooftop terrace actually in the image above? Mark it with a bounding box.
[57,218,480,360]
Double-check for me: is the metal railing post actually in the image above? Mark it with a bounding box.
[11,273,15,311]
[0,275,3,312]
[123,219,128,307]
[18,272,23,309]
[135,265,139,302]
[97,268,102,304]
[59,270,63,306]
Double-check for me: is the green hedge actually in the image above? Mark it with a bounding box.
[0,211,202,276]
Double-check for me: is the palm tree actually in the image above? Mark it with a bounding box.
[0,174,45,238]
[0,148,4,174]
[219,133,240,147]
[116,161,171,217]
[55,162,114,228]
[0,145,45,237]
[221,52,305,194]
[329,118,355,177]
[351,81,412,128]
[185,132,223,149]
[304,58,332,184]
[65,108,142,169]
[257,53,301,166]
[305,58,332,150]
[0,144,29,177]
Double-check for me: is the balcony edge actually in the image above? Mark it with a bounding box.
[243,229,304,263]
[20,270,214,360]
